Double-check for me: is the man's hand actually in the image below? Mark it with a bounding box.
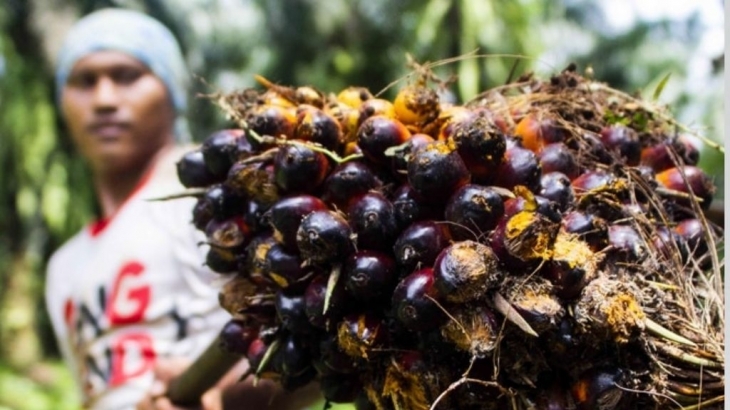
[136,357,223,410]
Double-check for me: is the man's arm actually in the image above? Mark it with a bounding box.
[137,357,322,410]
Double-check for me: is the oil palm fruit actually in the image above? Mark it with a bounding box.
[182,68,722,410]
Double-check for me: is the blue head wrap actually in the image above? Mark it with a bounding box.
[56,8,191,142]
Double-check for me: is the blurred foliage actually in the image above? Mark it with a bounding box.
[0,0,723,407]
[0,362,80,410]
[0,0,97,368]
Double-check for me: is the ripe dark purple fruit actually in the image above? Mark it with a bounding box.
[263,243,307,288]
[347,192,398,251]
[607,225,644,260]
[243,199,269,234]
[494,145,542,192]
[205,247,238,274]
[274,144,329,194]
[267,195,327,251]
[344,250,397,301]
[192,196,214,231]
[393,220,451,273]
[640,137,699,171]
[543,262,586,299]
[439,106,479,140]
[449,112,507,182]
[219,319,258,355]
[571,169,615,193]
[656,166,715,209]
[391,184,440,228]
[201,129,246,178]
[296,210,355,263]
[176,149,222,188]
[538,143,580,180]
[488,216,514,266]
[444,184,504,241]
[390,133,435,179]
[433,241,502,303]
[278,334,311,377]
[503,194,562,223]
[204,184,246,221]
[583,132,613,165]
[600,125,640,165]
[356,115,411,164]
[561,211,607,251]
[304,274,348,329]
[323,161,380,210]
[540,172,574,211]
[234,131,255,160]
[392,268,444,331]
[295,105,343,150]
[407,141,471,204]
[275,289,311,334]
[246,105,296,148]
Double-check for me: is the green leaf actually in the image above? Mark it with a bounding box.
[604,110,629,126]
[652,72,671,101]
[631,111,648,131]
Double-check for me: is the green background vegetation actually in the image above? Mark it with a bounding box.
[0,0,723,408]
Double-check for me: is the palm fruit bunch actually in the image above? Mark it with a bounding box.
[176,64,724,409]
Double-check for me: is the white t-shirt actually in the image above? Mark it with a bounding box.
[45,147,231,410]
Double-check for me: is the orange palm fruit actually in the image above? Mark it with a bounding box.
[393,84,440,126]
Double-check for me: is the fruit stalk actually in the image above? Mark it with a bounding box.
[166,334,243,406]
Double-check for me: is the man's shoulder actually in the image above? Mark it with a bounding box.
[46,229,88,283]
[50,230,87,261]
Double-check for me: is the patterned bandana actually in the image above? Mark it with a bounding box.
[56,8,190,142]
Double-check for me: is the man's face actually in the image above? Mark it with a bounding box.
[61,50,175,174]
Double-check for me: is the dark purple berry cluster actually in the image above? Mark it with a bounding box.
[176,70,723,409]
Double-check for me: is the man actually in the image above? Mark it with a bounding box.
[46,8,318,410]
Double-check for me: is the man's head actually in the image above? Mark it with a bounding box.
[56,8,190,174]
